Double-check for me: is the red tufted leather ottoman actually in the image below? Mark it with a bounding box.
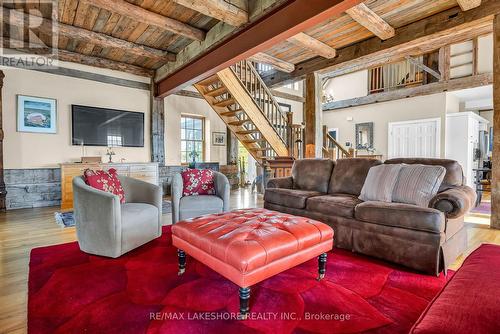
[171,208,334,318]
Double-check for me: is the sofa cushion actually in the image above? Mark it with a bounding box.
[179,195,223,221]
[385,158,463,191]
[181,168,216,196]
[410,244,500,334]
[329,158,382,195]
[121,203,159,252]
[355,201,445,234]
[264,188,323,209]
[359,164,403,202]
[306,194,362,218]
[292,159,334,193]
[393,164,446,207]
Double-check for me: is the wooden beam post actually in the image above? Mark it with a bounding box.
[492,14,500,229]
[439,45,451,82]
[0,70,6,211]
[304,72,322,158]
[150,82,165,166]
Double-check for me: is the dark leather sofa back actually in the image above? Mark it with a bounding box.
[328,158,382,195]
[384,158,464,191]
[292,159,334,193]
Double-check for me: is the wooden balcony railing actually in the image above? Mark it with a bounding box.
[369,57,424,94]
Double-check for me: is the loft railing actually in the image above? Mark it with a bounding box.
[230,60,289,146]
[368,57,424,94]
[322,125,353,160]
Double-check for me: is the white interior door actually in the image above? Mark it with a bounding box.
[388,118,441,159]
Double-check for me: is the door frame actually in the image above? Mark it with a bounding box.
[388,117,441,159]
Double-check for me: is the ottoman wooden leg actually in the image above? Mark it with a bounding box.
[177,249,186,275]
[239,287,251,319]
[317,252,327,280]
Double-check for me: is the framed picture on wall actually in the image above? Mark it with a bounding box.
[17,95,57,134]
[212,132,226,146]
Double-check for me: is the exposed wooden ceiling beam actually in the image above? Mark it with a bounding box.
[346,3,395,40]
[287,32,336,58]
[172,0,248,27]
[250,52,295,72]
[3,38,153,77]
[262,0,500,87]
[155,0,364,97]
[6,7,175,62]
[81,0,205,41]
[457,0,482,11]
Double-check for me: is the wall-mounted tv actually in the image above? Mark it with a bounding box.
[71,105,144,147]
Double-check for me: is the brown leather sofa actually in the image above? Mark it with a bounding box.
[264,158,476,275]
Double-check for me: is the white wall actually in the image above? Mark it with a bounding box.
[164,90,227,166]
[322,93,448,160]
[323,70,368,101]
[1,65,150,169]
[478,34,493,74]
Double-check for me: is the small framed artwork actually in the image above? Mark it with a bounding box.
[17,95,57,134]
[212,132,226,146]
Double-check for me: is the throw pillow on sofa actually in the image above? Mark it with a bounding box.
[83,168,126,203]
[181,169,216,196]
[359,164,403,202]
[392,164,446,207]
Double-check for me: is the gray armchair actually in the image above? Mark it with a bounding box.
[171,171,230,224]
[73,176,162,258]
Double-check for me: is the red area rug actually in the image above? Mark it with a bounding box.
[28,226,450,334]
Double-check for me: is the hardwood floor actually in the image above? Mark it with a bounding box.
[0,188,499,333]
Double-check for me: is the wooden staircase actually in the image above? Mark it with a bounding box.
[322,125,354,160]
[194,60,297,164]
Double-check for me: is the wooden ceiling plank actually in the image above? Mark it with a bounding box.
[262,0,500,87]
[80,0,205,41]
[3,37,153,77]
[172,0,248,27]
[345,3,395,40]
[5,7,176,62]
[250,52,295,72]
[457,0,482,11]
[287,32,336,58]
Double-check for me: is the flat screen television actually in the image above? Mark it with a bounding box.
[71,105,144,147]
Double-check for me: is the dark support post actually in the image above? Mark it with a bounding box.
[177,249,186,275]
[151,80,165,165]
[239,287,251,319]
[493,14,500,230]
[317,253,327,280]
[0,70,6,212]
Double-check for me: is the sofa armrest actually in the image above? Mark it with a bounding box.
[72,176,122,257]
[171,173,183,224]
[266,176,293,189]
[429,185,476,219]
[214,171,230,212]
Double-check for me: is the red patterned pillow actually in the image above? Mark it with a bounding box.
[181,169,215,196]
[83,168,126,203]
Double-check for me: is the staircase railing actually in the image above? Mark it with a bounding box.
[230,60,289,146]
[322,125,353,160]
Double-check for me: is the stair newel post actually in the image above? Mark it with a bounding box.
[287,112,294,157]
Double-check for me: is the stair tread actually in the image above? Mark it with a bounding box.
[237,129,260,135]
[197,75,221,87]
[228,119,252,126]
[220,110,241,117]
[214,98,236,107]
[243,139,266,144]
[206,86,228,97]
